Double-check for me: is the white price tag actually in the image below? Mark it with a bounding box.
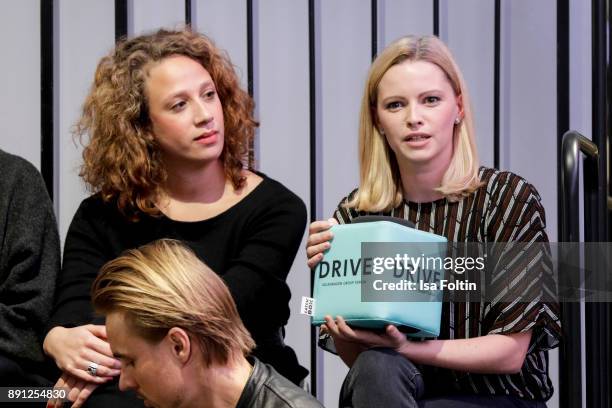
[300,296,316,316]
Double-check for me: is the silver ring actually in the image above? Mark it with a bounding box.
[86,362,99,377]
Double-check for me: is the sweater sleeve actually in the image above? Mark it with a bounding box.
[221,183,307,334]
[0,159,60,363]
[48,198,113,329]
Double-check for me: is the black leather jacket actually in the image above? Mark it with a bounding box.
[236,357,324,408]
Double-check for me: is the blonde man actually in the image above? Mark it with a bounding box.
[86,239,322,408]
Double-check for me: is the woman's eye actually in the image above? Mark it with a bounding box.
[203,90,216,99]
[171,101,186,111]
[424,96,440,104]
[385,101,403,110]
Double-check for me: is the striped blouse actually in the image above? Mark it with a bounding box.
[325,167,562,401]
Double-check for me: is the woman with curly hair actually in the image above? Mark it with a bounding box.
[43,28,307,407]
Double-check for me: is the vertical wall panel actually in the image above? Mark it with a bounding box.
[379,0,433,48]
[446,0,495,168]
[57,0,115,242]
[115,0,129,40]
[256,0,311,388]
[569,0,592,137]
[499,7,561,403]
[131,0,185,35]
[569,2,591,408]
[500,3,561,403]
[0,0,41,168]
[41,0,56,199]
[192,0,248,90]
[318,0,371,405]
[500,0,558,241]
[436,0,448,40]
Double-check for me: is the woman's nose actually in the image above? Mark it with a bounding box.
[405,104,423,128]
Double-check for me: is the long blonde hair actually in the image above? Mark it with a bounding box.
[348,35,482,212]
[92,239,255,366]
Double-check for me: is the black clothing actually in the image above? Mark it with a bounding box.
[237,357,323,408]
[49,174,308,407]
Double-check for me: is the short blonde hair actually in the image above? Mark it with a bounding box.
[348,35,482,212]
[92,239,255,366]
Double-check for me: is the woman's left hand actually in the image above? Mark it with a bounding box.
[49,372,103,408]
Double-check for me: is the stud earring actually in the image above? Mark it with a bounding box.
[454,117,461,125]
[379,128,385,135]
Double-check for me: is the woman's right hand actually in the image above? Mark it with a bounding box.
[320,320,367,368]
[306,218,338,269]
[43,325,121,383]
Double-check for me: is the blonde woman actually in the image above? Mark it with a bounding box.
[307,36,560,407]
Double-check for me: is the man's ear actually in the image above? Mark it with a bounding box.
[167,327,192,364]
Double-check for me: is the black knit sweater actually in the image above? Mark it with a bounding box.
[49,173,308,385]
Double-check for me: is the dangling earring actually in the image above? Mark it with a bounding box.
[379,128,385,135]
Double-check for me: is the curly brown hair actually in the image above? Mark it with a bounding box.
[75,28,258,220]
